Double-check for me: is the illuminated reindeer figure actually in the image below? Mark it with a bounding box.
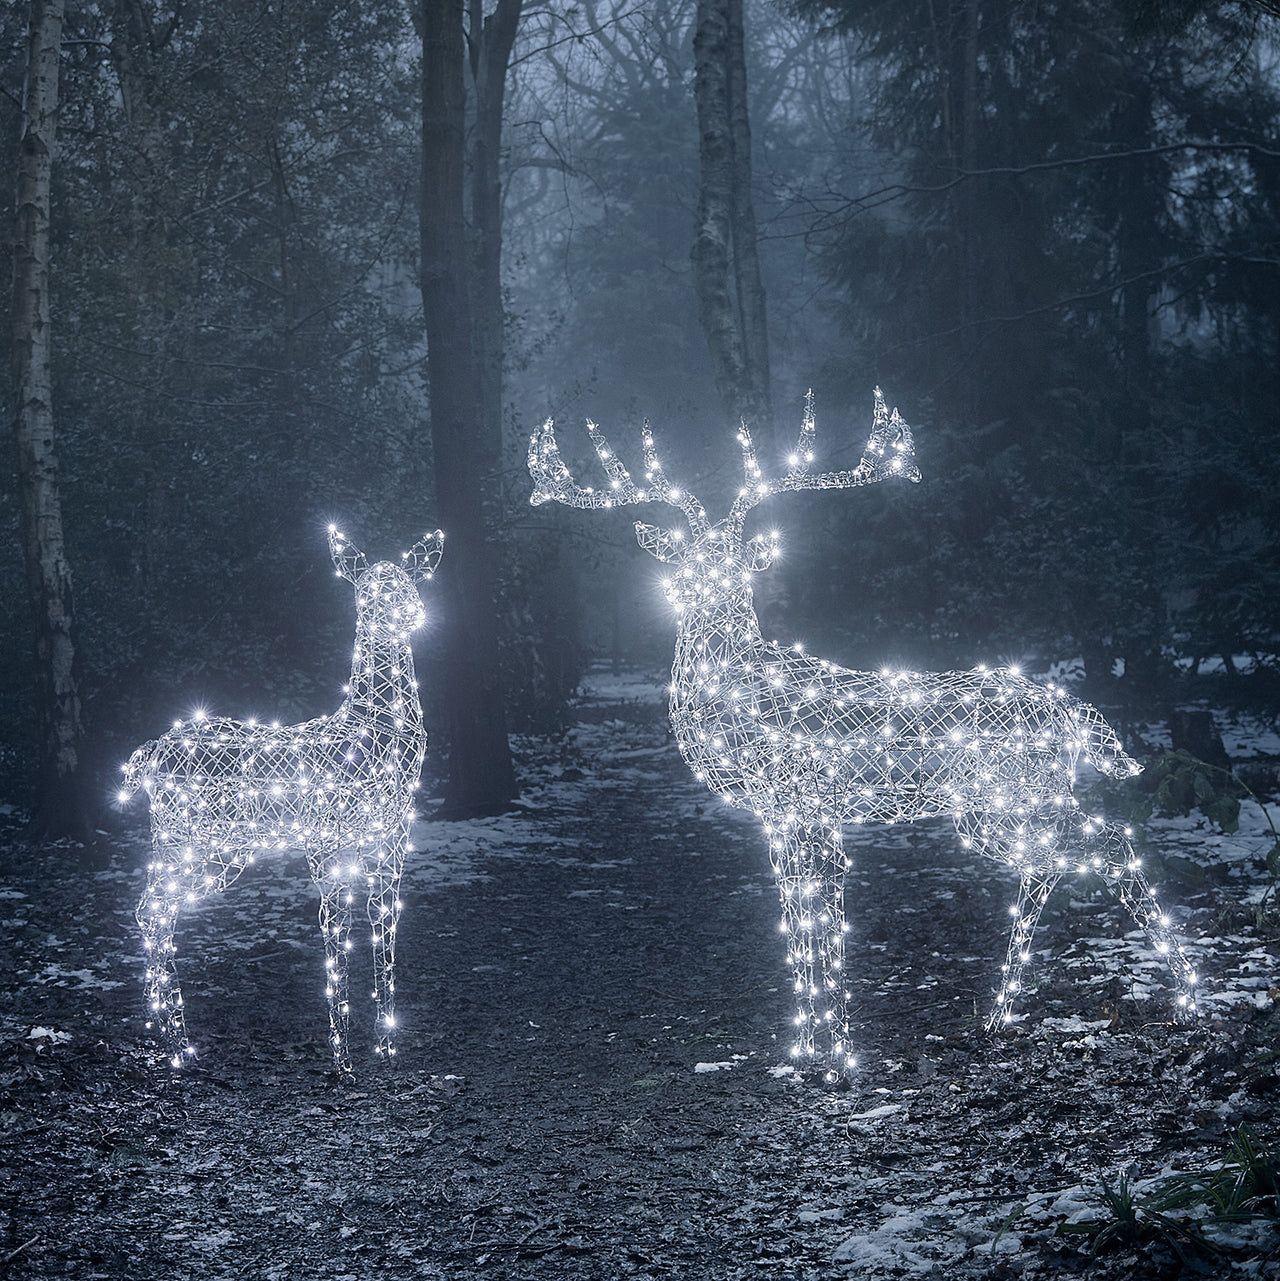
[530,391,1198,1081]
[119,526,443,1075]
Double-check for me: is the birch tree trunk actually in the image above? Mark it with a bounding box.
[12,0,89,841]
[692,0,772,444]
[419,0,516,816]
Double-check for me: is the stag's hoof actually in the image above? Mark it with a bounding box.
[156,1042,197,1070]
[789,1055,858,1088]
[794,1065,855,1090]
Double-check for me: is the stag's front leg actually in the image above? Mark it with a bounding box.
[367,821,408,1060]
[317,859,355,1076]
[767,817,854,1081]
[988,868,1061,1030]
[1085,819,1200,1020]
[136,833,194,1066]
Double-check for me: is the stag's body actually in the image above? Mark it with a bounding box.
[673,634,1107,825]
[120,528,442,1074]
[531,392,1199,1081]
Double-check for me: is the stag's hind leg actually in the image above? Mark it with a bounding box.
[367,821,409,1059]
[767,817,854,1081]
[1083,819,1200,1019]
[989,869,1062,1030]
[955,810,1064,1029]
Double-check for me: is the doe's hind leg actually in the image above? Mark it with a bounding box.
[367,822,408,1060]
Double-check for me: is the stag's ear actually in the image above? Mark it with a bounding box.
[328,526,370,584]
[635,522,684,563]
[745,532,779,572]
[403,529,445,582]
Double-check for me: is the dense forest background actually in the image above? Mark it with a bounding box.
[3,0,1279,830]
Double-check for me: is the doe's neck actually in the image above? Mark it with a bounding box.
[346,613,419,711]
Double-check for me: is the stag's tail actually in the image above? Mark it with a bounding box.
[1072,700,1142,778]
[117,740,159,804]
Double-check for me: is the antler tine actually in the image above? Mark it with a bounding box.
[642,421,710,531]
[528,417,647,510]
[584,418,649,505]
[529,416,710,530]
[729,389,918,524]
[727,390,819,525]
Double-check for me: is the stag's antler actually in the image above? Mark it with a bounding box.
[529,417,709,532]
[726,389,920,531]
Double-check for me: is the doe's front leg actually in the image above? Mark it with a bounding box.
[988,868,1061,1031]
[367,821,409,1060]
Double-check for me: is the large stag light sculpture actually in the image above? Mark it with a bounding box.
[530,391,1199,1082]
[119,526,443,1075]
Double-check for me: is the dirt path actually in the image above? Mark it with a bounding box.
[1,677,1276,1278]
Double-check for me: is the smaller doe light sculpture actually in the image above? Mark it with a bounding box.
[530,391,1199,1082]
[118,526,443,1075]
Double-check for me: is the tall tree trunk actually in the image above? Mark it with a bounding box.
[1115,71,1155,443]
[724,0,770,430]
[692,0,772,445]
[468,0,522,467]
[419,0,516,816]
[957,0,980,423]
[13,0,89,841]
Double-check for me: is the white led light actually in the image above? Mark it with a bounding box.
[530,390,1200,1079]
[119,527,444,1075]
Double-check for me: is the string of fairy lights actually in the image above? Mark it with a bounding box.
[530,389,1199,1081]
[119,527,443,1075]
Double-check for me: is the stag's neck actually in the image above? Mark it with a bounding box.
[344,613,419,719]
[672,589,767,689]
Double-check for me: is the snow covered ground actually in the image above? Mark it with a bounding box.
[0,668,1276,1277]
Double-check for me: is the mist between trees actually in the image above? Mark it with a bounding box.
[3,0,1278,833]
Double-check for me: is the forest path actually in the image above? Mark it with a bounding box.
[1,673,1276,1278]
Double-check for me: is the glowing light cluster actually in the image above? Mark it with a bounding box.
[118,527,443,1075]
[531,390,1199,1081]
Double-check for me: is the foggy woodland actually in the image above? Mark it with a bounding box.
[4,6,1280,1279]
[4,0,1280,831]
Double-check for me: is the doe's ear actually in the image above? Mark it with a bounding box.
[329,525,370,584]
[403,529,445,581]
[635,522,685,563]
[745,532,779,572]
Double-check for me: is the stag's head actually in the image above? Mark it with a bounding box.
[529,390,919,619]
[328,526,444,639]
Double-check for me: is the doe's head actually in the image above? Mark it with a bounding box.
[327,526,444,636]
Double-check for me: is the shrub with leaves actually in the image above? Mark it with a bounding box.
[1047,1128,1278,1266]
